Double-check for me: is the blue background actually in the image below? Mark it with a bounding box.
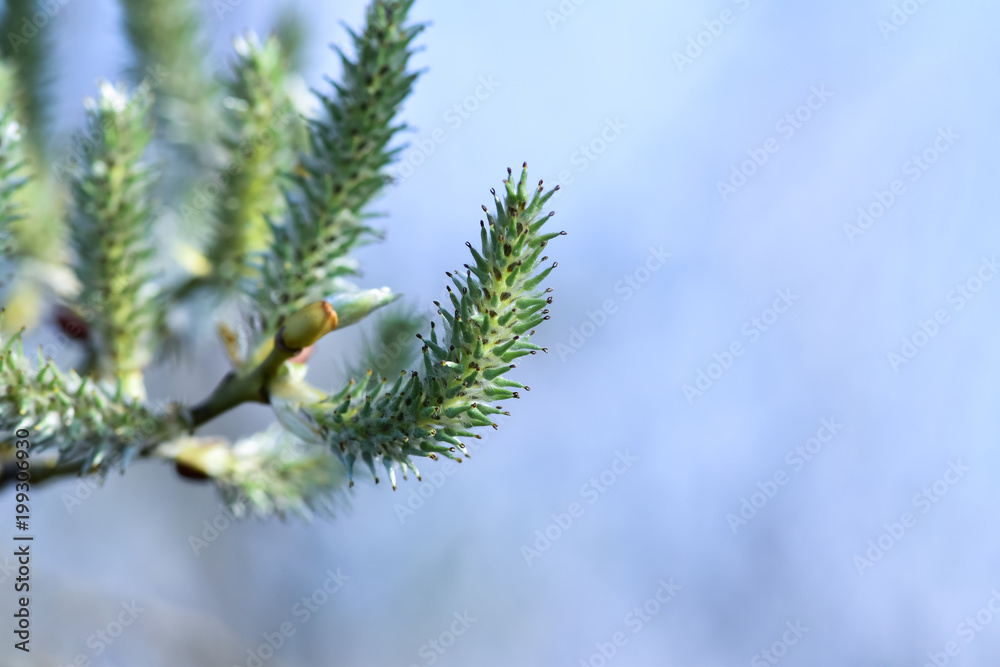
[4,0,1000,665]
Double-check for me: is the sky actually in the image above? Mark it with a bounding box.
[4,0,1000,665]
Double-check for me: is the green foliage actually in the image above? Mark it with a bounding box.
[0,64,26,263]
[0,8,71,331]
[222,427,348,519]
[67,83,160,400]
[165,425,349,519]
[255,0,424,334]
[197,34,301,293]
[0,0,564,520]
[292,166,562,489]
[0,312,185,475]
[118,0,219,156]
[0,0,51,158]
[271,7,309,73]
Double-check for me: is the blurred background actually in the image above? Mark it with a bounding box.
[3,0,1000,665]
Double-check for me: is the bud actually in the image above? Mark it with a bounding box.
[324,288,400,329]
[54,304,89,340]
[171,437,233,479]
[281,301,339,349]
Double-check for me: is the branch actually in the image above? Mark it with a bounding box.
[187,285,400,426]
[186,302,336,426]
[278,165,563,489]
[0,312,188,481]
[0,457,80,487]
[0,291,394,492]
